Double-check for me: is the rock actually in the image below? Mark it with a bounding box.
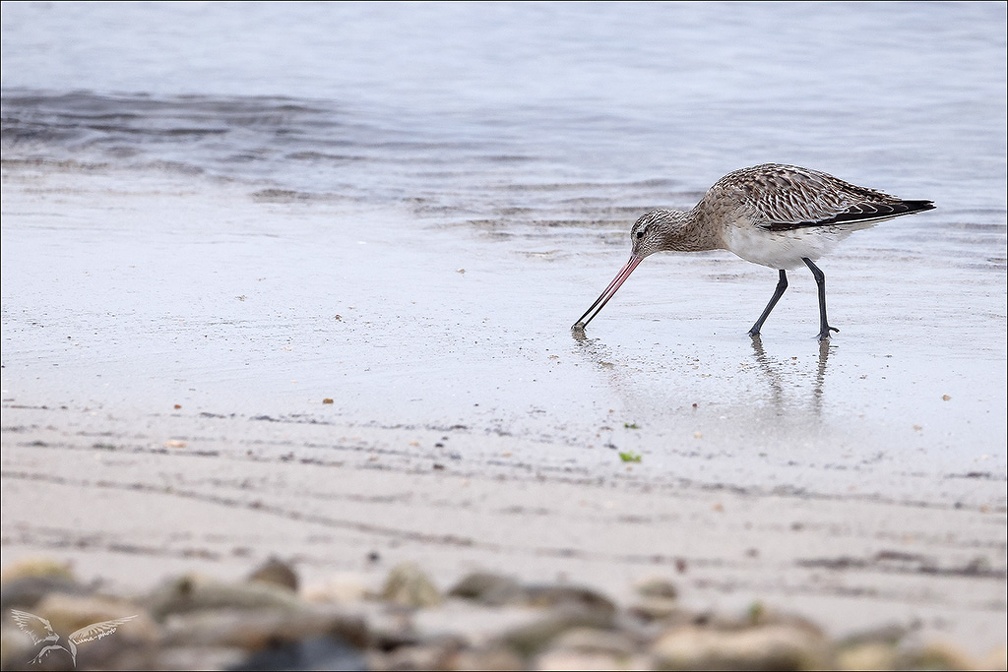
[247,557,299,592]
[550,627,640,657]
[651,623,829,671]
[411,599,537,644]
[160,606,369,656]
[536,648,651,671]
[359,603,420,651]
[0,575,92,613]
[449,644,525,671]
[522,584,617,621]
[1,556,89,614]
[487,583,619,658]
[898,641,979,671]
[448,572,524,605]
[534,627,653,671]
[303,574,369,604]
[0,558,75,583]
[235,634,369,671]
[498,607,616,658]
[150,645,249,671]
[835,623,907,648]
[0,559,995,672]
[833,625,906,670]
[147,574,304,619]
[834,641,900,670]
[634,577,678,600]
[450,575,617,622]
[628,598,689,624]
[365,635,463,671]
[379,563,441,609]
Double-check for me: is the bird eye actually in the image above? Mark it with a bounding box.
[636,229,646,239]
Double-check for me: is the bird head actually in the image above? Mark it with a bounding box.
[630,209,679,258]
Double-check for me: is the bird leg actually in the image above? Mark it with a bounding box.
[748,269,788,338]
[802,258,839,341]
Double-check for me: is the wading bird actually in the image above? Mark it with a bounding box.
[572,163,934,341]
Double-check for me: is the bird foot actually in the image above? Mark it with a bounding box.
[817,326,839,342]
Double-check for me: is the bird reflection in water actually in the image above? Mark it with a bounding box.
[572,331,834,421]
[750,335,832,417]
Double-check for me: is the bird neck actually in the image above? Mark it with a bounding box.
[657,208,722,253]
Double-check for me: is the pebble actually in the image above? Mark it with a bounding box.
[651,622,829,671]
[448,571,525,605]
[536,648,649,671]
[160,605,368,651]
[303,574,369,604]
[628,597,689,624]
[834,641,901,670]
[448,644,525,671]
[0,557,92,615]
[497,606,616,658]
[523,584,617,620]
[246,556,300,592]
[146,573,305,619]
[237,634,368,671]
[0,574,92,614]
[0,559,996,671]
[379,562,442,608]
[0,557,75,583]
[634,576,679,600]
[549,626,641,657]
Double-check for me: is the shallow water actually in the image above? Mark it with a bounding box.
[3,3,1006,216]
[2,2,1006,501]
[2,165,1004,508]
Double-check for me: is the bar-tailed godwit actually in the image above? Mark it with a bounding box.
[572,163,934,341]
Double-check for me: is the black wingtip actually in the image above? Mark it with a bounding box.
[770,198,937,230]
[902,199,936,213]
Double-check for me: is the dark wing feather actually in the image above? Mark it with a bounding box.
[768,199,935,231]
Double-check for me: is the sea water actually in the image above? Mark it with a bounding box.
[2,1,1005,245]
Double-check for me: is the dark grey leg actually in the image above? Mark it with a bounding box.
[749,269,788,338]
[802,258,839,341]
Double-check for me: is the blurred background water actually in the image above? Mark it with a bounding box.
[2,1,1006,256]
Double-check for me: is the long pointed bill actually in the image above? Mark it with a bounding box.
[572,254,644,332]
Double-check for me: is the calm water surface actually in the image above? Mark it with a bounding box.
[2,2,1006,249]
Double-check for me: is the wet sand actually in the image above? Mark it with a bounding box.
[2,162,1006,661]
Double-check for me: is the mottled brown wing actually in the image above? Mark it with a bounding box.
[715,163,933,231]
